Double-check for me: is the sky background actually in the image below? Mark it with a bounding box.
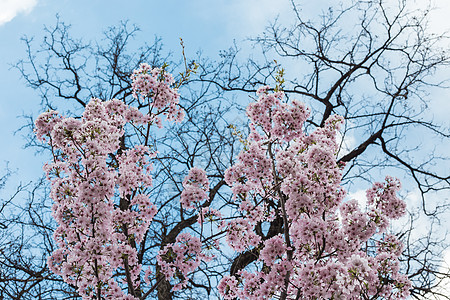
[0,0,296,185]
[1,0,449,186]
[0,0,449,296]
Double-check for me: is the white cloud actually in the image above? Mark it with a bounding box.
[336,130,356,160]
[192,0,293,39]
[0,0,37,26]
[224,0,293,34]
[347,189,367,207]
[426,0,450,33]
[436,250,450,299]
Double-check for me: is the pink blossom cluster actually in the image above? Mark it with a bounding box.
[217,87,411,299]
[246,86,309,142]
[131,63,184,125]
[35,65,185,299]
[35,102,133,299]
[179,167,209,209]
[157,233,212,291]
[366,176,406,219]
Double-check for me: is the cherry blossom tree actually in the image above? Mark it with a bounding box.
[3,0,449,299]
[34,64,411,299]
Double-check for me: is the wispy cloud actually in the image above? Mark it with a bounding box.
[0,0,37,26]
[191,0,293,39]
[223,0,293,34]
[436,250,450,299]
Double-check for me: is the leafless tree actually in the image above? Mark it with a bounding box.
[2,0,449,299]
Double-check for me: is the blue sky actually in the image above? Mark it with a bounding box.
[1,0,449,185]
[0,0,295,185]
